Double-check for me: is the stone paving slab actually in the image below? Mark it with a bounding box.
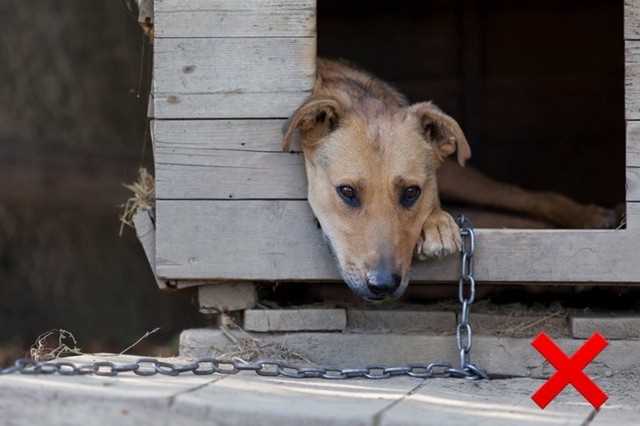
[571,314,640,340]
[1,354,639,425]
[179,329,640,379]
[380,378,594,425]
[244,309,347,332]
[174,374,421,426]
[347,310,456,333]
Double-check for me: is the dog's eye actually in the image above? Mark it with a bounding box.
[400,186,421,208]
[336,185,360,207]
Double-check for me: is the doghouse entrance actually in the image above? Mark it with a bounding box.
[318,0,625,229]
[151,0,640,285]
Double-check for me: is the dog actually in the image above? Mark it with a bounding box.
[282,58,618,302]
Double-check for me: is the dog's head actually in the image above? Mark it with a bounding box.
[283,96,470,302]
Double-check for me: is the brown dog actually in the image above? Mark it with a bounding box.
[283,59,617,301]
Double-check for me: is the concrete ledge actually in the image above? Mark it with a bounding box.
[571,314,640,339]
[198,283,257,313]
[244,309,346,332]
[347,310,455,333]
[180,328,637,379]
[470,312,570,337]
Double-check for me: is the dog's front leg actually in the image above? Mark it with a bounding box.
[416,209,462,259]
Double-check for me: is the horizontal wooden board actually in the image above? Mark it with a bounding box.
[152,37,314,118]
[153,91,311,119]
[154,38,315,94]
[153,119,288,152]
[156,200,639,282]
[153,119,306,199]
[156,150,306,199]
[154,0,315,38]
[626,41,640,119]
[626,0,640,39]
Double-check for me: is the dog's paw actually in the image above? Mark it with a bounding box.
[574,204,621,229]
[416,210,461,260]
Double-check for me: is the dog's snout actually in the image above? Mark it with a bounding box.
[366,269,402,296]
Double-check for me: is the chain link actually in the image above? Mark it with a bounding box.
[1,216,487,381]
[454,215,488,379]
[1,358,485,380]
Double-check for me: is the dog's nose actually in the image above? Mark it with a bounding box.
[366,270,402,296]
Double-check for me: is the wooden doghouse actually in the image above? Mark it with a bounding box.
[139,0,640,310]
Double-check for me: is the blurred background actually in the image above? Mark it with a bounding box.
[0,0,626,365]
[0,1,202,364]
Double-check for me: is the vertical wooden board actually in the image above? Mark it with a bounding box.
[626,202,640,228]
[153,38,315,94]
[626,0,640,39]
[627,120,640,166]
[132,209,167,289]
[154,0,316,38]
[627,167,640,200]
[626,41,640,119]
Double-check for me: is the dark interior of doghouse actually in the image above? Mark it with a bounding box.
[317,0,625,229]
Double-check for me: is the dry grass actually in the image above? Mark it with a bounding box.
[216,317,312,365]
[119,327,161,355]
[119,167,154,236]
[29,329,84,361]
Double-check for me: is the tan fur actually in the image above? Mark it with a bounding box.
[283,59,468,300]
[283,58,618,301]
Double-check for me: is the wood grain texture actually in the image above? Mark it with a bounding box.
[626,41,640,119]
[627,120,640,166]
[132,209,167,289]
[626,202,640,229]
[153,119,306,199]
[154,38,315,94]
[155,200,639,282]
[628,167,640,201]
[626,0,640,39]
[153,119,289,152]
[156,150,306,199]
[153,91,311,119]
[154,0,316,38]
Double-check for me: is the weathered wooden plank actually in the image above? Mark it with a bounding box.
[155,200,640,282]
[626,41,640,119]
[626,0,640,40]
[627,167,640,200]
[156,150,305,199]
[153,91,311,119]
[627,120,640,166]
[626,201,640,228]
[153,37,315,94]
[154,0,315,38]
[153,119,304,198]
[132,208,167,289]
[153,119,289,152]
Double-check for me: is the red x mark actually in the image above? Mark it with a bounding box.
[531,332,608,410]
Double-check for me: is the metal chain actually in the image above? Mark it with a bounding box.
[452,215,488,380]
[1,216,487,380]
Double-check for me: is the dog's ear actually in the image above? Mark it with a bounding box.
[409,102,471,166]
[282,97,343,152]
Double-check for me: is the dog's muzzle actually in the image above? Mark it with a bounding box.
[365,269,401,297]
